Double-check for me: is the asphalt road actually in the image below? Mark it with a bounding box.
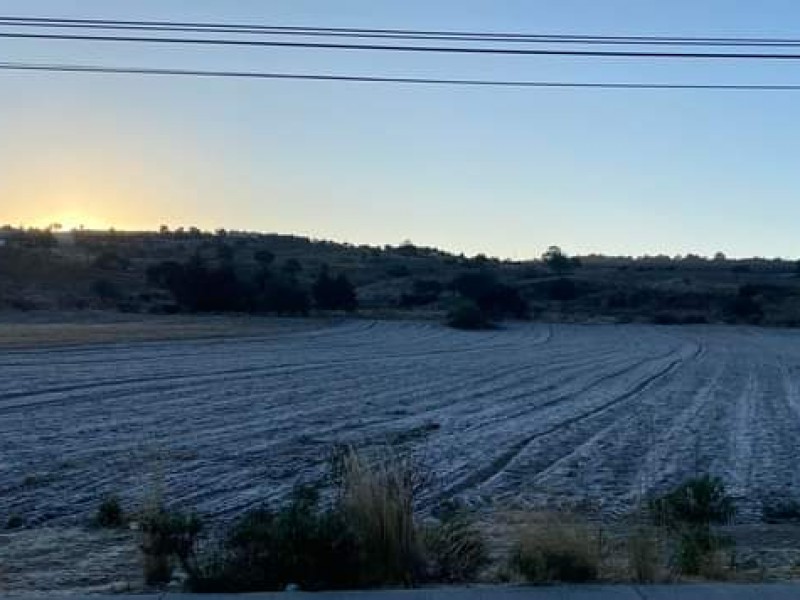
[11,584,800,600]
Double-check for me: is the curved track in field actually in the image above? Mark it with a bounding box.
[2,320,799,524]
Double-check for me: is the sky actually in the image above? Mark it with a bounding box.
[1,1,800,259]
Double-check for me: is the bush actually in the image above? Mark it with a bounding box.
[509,514,599,583]
[93,251,130,271]
[673,530,733,578]
[5,514,23,530]
[446,299,491,330]
[727,287,764,323]
[146,448,491,592]
[338,447,424,587]
[386,264,411,278]
[259,277,311,315]
[312,267,358,311]
[96,495,125,528]
[179,448,437,592]
[140,508,203,586]
[650,476,736,577]
[92,279,122,302]
[399,279,443,307]
[188,487,359,592]
[147,257,310,315]
[650,475,735,528]
[627,526,661,583]
[423,507,488,583]
[548,278,578,302]
[451,272,528,319]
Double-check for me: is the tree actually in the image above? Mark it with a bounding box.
[216,243,235,263]
[542,246,580,274]
[313,266,358,311]
[548,278,578,302]
[259,278,310,315]
[451,271,528,319]
[254,249,275,267]
[92,279,121,302]
[282,258,303,280]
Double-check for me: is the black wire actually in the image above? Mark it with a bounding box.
[6,30,800,59]
[3,61,800,90]
[0,18,799,47]
[3,16,800,47]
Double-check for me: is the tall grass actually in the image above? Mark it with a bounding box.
[337,447,425,586]
[627,525,662,583]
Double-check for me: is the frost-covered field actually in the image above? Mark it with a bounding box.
[3,320,800,524]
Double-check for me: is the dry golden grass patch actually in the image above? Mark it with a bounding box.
[0,314,323,348]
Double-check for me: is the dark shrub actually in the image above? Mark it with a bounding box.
[446,300,491,330]
[190,487,360,592]
[727,287,764,323]
[147,257,310,315]
[386,264,411,278]
[92,279,122,302]
[651,475,735,528]
[548,278,578,302]
[253,249,275,266]
[451,272,528,319]
[93,251,130,271]
[312,267,358,311]
[451,271,497,301]
[650,476,735,576]
[282,258,303,279]
[399,279,443,307]
[96,495,125,528]
[478,283,528,319]
[140,509,203,586]
[424,511,488,582]
[5,514,24,530]
[259,277,310,315]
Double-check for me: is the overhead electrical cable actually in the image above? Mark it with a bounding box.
[2,16,800,48]
[3,61,800,90]
[6,30,800,59]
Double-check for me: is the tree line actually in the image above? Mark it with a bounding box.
[146,255,357,315]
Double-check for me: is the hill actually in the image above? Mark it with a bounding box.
[1,226,799,326]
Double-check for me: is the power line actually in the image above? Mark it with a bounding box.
[6,30,800,59]
[4,16,800,48]
[3,61,800,90]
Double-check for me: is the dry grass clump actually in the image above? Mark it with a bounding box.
[509,511,601,583]
[626,525,663,583]
[336,446,425,586]
[422,504,489,583]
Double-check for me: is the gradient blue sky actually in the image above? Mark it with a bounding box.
[2,1,800,259]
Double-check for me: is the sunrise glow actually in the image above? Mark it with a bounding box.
[39,211,110,232]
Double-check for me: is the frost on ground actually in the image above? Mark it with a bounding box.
[2,321,800,525]
[0,527,141,594]
[3,319,800,591]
